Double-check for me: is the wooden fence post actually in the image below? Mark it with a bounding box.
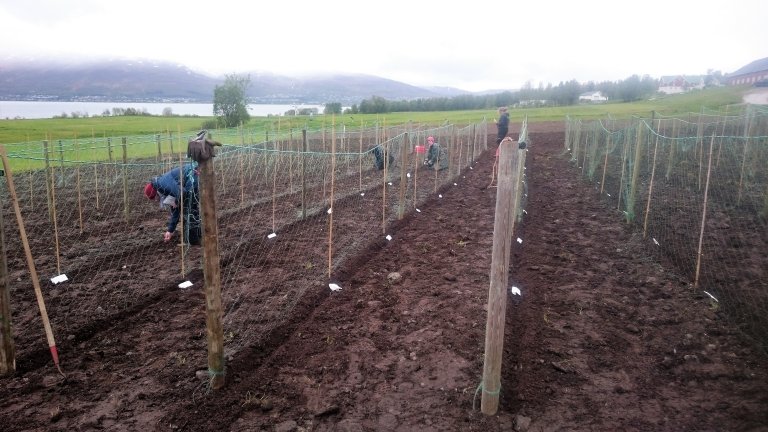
[481,138,522,415]
[197,154,226,390]
[0,187,15,376]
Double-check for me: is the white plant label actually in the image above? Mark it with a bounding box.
[51,274,68,284]
[517,237,523,244]
[386,235,392,241]
[178,280,193,289]
[327,208,332,214]
[329,283,342,292]
[267,233,277,239]
[510,286,521,296]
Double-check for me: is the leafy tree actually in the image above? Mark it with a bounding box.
[213,74,251,128]
[162,107,174,116]
[324,102,342,115]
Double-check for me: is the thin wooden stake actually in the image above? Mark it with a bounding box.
[358,119,363,191]
[122,137,129,222]
[694,135,716,288]
[600,135,610,195]
[643,125,660,238]
[398,133,409,219]
[75,135,83,233]
[50,154,62,276]
[382,141,388,234]
[43,140,54,223]
[0,146,64,376]
[328,116,336,278]
[178,139,185,277]
[481,138,522,415]
[301,129,307,220]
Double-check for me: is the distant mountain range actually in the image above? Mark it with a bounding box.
[0,59,472,105]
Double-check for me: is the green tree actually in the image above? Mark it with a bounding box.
[213,74,251,128]
[324,102,342,115]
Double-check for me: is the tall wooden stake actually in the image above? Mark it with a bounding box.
[694,135,715,288]
[75,135,83,233]
[43,140,54,223]
[0,146,64,375]
[198,154,226,389]
[0,182,15,376]
[398,133,409,219]
[301,129,307,220]
[178,143,185,277]
[643,125,660,238]
[481,139,522,415]
[122,137,129,222]
[328,116,337,278]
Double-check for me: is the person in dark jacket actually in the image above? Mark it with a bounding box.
[143,163,201,245]
[372,144,394,170]
[495,106,509,145]
[423,136,448,171]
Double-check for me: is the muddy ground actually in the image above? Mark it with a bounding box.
[1,121,767,432]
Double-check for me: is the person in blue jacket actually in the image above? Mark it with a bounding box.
[143,163,201,245]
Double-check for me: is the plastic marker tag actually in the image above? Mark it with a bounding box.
[386,235,392,241]
[407,172,411,178]
[454,183,458,186]
[329,283,342,292]
[178,281,193,289]
[510,286,521,296]
[360,192,365,196]
[388,182,393,186]
[517,238,523,244]
[439,194,443,198]
[51,274,68,284]
[416,209,421,213]
[327,208,332,214]
[652,238,659,246]
[267,233,277,239]
[703,291,718,302]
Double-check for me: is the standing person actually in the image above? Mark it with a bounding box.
[423,136,448,171]
[495,106,510,145]
[143,162,201,245]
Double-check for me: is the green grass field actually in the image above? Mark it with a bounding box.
[0,86,751,168]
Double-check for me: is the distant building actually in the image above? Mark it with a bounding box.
[578,91,608,102]
[726,57,768,86]
[658,76,706,94]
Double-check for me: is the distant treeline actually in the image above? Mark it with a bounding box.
[53,106,201,119]
[347,75,664,114]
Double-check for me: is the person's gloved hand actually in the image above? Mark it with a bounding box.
[164,231,173,242]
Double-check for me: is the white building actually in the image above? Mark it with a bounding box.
[578,91,608,102]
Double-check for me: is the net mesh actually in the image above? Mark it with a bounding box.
[565,107,768,350]
[0,120,491,358]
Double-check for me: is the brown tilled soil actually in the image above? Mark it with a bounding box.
[1,121,767,432]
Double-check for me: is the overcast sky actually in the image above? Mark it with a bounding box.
[1,0,766,92]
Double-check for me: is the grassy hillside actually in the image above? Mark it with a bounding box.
[0,86,750,146]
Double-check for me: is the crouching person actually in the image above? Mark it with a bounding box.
[423,136,448,171]
[372,144,394,170]
[144,162,202,245]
